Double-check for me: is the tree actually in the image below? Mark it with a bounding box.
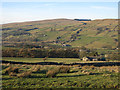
[79,50,87,59]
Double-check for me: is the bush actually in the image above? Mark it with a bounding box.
[58,66,70,73]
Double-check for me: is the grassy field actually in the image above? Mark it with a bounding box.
[2,63,119,88]
[2,57,119,64]
[1,57,120,89]
[2,57,81,64]
[2,19,118,49]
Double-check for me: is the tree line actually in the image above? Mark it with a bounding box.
[2,48,119,60]
[2,48,79,58]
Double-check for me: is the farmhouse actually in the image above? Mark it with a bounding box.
[62,44,71,47]
[82,57,96,61]
[82,56,106,61]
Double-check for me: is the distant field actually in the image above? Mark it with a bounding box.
[2,57,81,64]
[2,57,119,64]
[2,19,118,49]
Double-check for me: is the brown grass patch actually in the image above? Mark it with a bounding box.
[17,71,32,78]
[73,65,81,67]
[58,66,70,73]
[9,72,17,77]
[4,66,19,75]
[32,65,41,72]
[99,66,119,73]
[46,70,58,78]
[82,65,90,70]
[82,70,93,75]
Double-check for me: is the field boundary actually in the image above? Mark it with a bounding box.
[1,60,120,66]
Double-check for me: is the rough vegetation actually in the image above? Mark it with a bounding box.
[58,66,70,73]
[2,62,120,88]
[17,71,32,78]
[4,66,19,75]
[46,70,58,78]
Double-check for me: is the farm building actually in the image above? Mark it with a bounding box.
[62,44,71,47]
[82,56,106,61]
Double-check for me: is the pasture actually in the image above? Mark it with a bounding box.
[2,57,81,64]
[1,57,120,88]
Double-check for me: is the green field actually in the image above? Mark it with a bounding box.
[2,57,81,64]
[2,19,118,49]
[2,57,120,88]
[2,57,119,64]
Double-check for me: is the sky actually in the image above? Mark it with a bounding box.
[1,2,118,24]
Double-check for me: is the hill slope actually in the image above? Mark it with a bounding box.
[2,19,118,49]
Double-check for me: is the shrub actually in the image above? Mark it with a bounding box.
[17,71,32,78]
[58,66,70,73]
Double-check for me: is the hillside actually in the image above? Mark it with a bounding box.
[2,19,118,49]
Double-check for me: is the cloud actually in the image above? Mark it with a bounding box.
[43,3,55,6]
[1,0,119,2]
[90,6,115,10]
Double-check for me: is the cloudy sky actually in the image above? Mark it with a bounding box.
[1,2,118,24]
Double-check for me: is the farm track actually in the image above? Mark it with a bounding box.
[1,60,120,66]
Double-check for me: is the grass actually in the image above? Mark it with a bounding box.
[2,57,81,64]
[2,19,118,49]
[46,69,59,78]
[2,63,119,88]
[2,57,119,64]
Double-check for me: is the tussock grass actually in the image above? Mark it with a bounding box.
[46,70,58,78]
[82,70,93,75]
[17,71,32,78]
[82,65,90,70]
[31,65,41,72]
[99,66,119,73]
[58,66,70,73]
[9,72,17,77]
[72,65,81,67]
[2,62,120,88]
[45,66,71,78]
[4,66,19,75]
[89,65,95,69]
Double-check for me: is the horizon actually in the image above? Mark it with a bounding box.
[1,2,118,24]
[1,18,118,25]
